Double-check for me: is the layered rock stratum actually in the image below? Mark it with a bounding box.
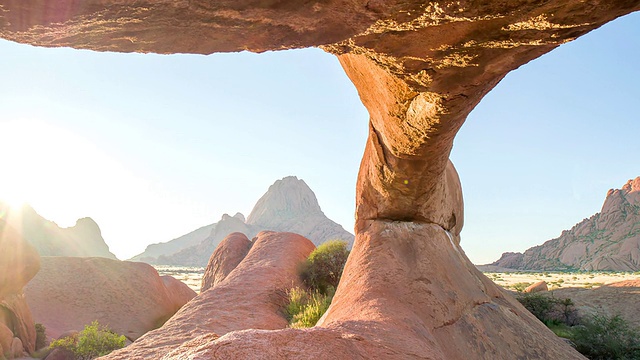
[491,177,640,271]
[2,1,639,358]
[24,257,196,342]
[131,176,354,266]
[0,219,40,359]
[0,202,117,259]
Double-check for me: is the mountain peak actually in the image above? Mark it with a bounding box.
[247,176,323,226]
[491,175,640,271]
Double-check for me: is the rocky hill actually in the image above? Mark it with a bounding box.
[131,176,354,266]
[491,177,640,271]
[0,202,117,259]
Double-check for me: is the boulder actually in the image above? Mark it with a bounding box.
[200,232,252,292]
[160,276,197,313]
[0,220,40,357]
[8,338,23,359]
[24,257,196,341]
[0,220,40,298]
[0,323,12,356]
[525,281,549,293]
[103,231,315,359]
[44,347,75,360]
[0,294,36,354]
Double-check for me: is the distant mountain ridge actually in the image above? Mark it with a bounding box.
[490,177,640,271]
[130,176,354,266]
[0,202,117,259]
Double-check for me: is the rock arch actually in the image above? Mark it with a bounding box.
[2,1,639,358]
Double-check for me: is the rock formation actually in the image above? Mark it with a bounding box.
[246,176,355,247]
[200,232,252,292]
[491,177,640,271]
[2,0,639,358]
[24,257,196,342]
[0,202,117,259]
[0,219,40,359]
[132,176,354,266]
[103,231,315,359]
[525,281,549,293]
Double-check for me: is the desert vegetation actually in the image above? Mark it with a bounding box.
[516,293,640,359]
[285,240,349,328]
[49,321,126,359]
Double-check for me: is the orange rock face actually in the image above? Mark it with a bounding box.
[102,231,315,360]
[200,232,252,292]
[24,257,196,342]
[2,1,640,359]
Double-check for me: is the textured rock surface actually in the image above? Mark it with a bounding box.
[2,1,639,358]
[492,177,640,271]
[102,231,315,360]
[553,280,640,329]
[134,176,353,266]
[201,232,252,292]
[0,219,40,358]
[24,257,195,341]
[0,203,117,259]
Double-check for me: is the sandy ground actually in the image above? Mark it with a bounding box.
[482,271,640,291]
[153,265,640,293]
[155,266,204,293]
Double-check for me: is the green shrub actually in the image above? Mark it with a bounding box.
[49,321,126,359]
[516,293,578,326]
[300,240,349,294]
[285,287,310,322]
[286,287,334,328]
[35,323,47,350]
[571,314,640,360]
[511,282,533,292]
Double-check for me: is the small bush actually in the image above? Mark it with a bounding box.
[286,287,334,329]
[35,323,47,350]
[49,321,126,360]
[511,282,533,292]
[517,293,578,326]
[571,314,640,360]
[300,240,349,294]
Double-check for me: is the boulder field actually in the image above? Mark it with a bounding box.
[24,257,196,342]
[2,0,639,358]
[0,219,40,359]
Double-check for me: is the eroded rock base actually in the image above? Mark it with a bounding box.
[145,221,585,359]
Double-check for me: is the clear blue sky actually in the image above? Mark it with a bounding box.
[1,12,638,263]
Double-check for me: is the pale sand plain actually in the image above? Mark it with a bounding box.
[483,271,640,291]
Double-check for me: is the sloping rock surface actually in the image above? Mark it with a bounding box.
[24,257,195,341]
[200,232,252,292]
[492,177,640,271]
[102,231,315,359]
[0,203,117,259]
